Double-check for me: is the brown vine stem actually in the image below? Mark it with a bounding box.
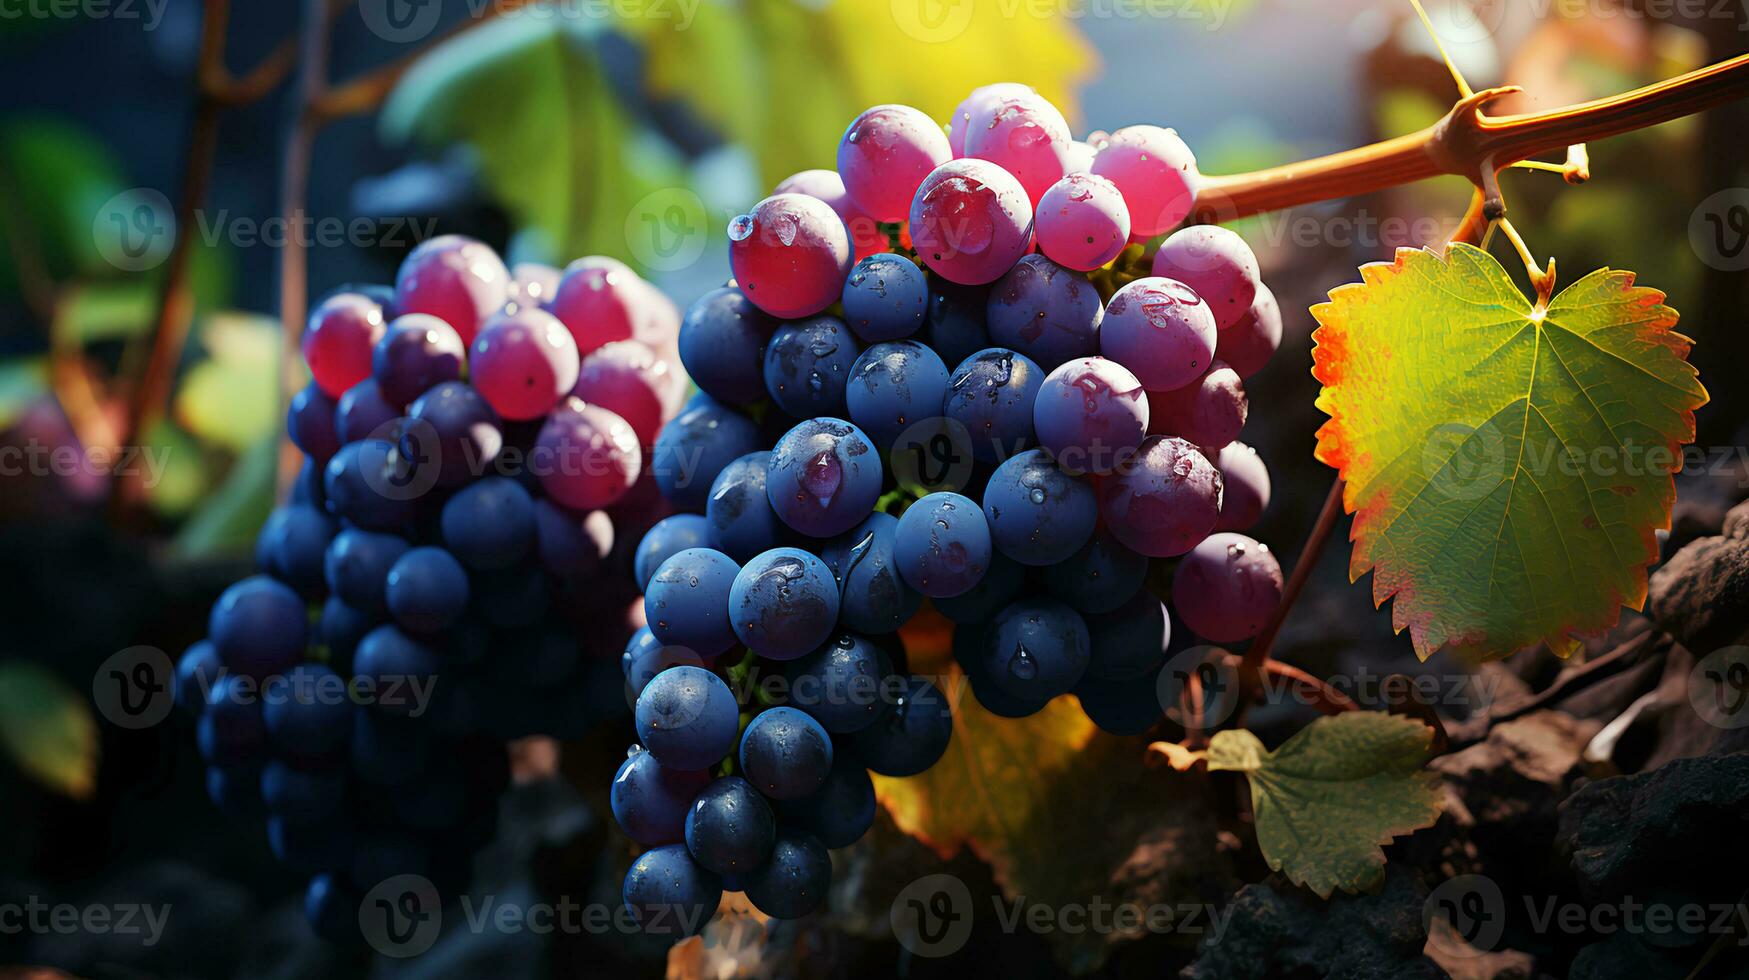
[1191,52,1749,221]
[1234,477,1348,714]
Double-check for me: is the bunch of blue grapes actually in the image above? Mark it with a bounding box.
[617,85,1288,936]
[174,236,689,942]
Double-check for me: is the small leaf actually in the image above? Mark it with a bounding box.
[1312,244,1707,660]
[171,435,277,559]
[1206,713,1441,898]
[1149,740,1208,771]
[174,312,280,452]
[0,661,99,799]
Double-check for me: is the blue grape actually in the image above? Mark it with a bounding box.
[533,499,612,580]
[817,513,921,634]
[943,347,1045,464]
[1046,529,1150,615]
[1074,668,1167,736]
[738,706,833,800]
[766,418,883,539]
[287,382,340,463]
[685,775,776,874]
[205,764,262,814]
[893,491,991,598]
[846,340,950,448]
[199,675,266,766]
[372,313,466,408]
[319,595,377,669]
[403,380,502,488]
[955,623,1051,719]
[1085,590,1170,681]
[623,843,721,937]
[986,255,1102,370]
[261,761,346,822]
[651,394,763,513]
[334,378,399,445]
[350,711,429,786]
[175,641,221,714]
[678,286,777,406]
[304,874,362,944]
[440,476,535,571]
[635,665,740,771]
[635,514,713,591]
[934,552,1024,624]
[982,598,1089,701]
[779,754,875,848]
[262,662,353,761]
[981,448,1097,566]
[324,528,408,616]
[258,505,335,597]
[763,315,861,418]
[729,548,840,660]
[385,546,470,633]
[353,625,441,715]
[209,575,308,679]
[841,253,928,342]
[782,633,894,734]
[924,280,994,369]
[847,675,952,776]
[645,547,741,659]
[705,452,787,564]
[623,627,713,698]
[323,439,416,531]
[1033,356,1149,476]
[612,745,713,845]
[292,458,326,508]
[742,831,830,920]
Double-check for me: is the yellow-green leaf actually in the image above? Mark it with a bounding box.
[0,662,99,799]
[1207,713,1441,898]
[174,312,280,452]
[1311,244,1707,660]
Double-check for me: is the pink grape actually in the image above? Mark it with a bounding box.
[1090,126,1198,238]
[1035,172,1131,272]
[962,92,1074,206]
[1215,441,1270,532]
[728,194,853,319]
[547,256,642,359]
[393,234,511,345]
[1216,282,1282,378]
[535,397,641,511]
[1098,435,1222,557]
[1171,532,1282,642]
[773,169,885,261]
[838,104,952,223]
[908,159,1033,286]
[1151,226,1260,330]
[1100,277,1217,392]
[509,262,561,312]
[469,308,581,421]
[1146,361,1248,449]
[304,292,387,397]
[947,82,1032,156]
[1032,356,1150,476]
[574,340,668,446]
[373,314,467,408]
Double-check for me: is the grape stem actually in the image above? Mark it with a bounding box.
[1191,53,1749,221]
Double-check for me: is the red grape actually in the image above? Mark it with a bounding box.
[1098,435,1221,557]
[1214,441,1270,532]
[947,82,1033,156]
[469,309,581,421]
[963,92,1074,206]
[1090,126,1198,238]
[574,340,668,446]
[535,397,641,510]
[1035,172,1131,272]
[1151,226,1261,330]
[1100,277,1217,392]
[1171,532,1282,642]
[908,159,1033,286]
[837,104,952,223]
[773,169,885,261]
[1216,282,1282,379]
[547,256,641,359]
[728,194,853,319]
[1146,361,1248,449]
[304,292,387,398]
[393,235,511,345]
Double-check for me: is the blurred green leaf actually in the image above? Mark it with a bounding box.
[172,435,277,559]
[1373,88,1447,141]
[54,280,155,344]
[0,117,127,297]
[142,419,209,518]
[0,661,98,800]
[383,15,681,266]
[0,357,48,430]
[173,312,280,452]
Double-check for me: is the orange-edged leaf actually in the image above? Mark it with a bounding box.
[1207,713,1441,898]
[1311,244,1707,660]
[0,662,98,799]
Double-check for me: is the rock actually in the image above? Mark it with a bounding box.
[1648,535,1749,652]
[1723,499,1749,541]
[1433,711,1599,837]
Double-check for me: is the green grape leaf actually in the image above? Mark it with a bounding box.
[1312,244,1707,660]
[382,15,681,267]
[174,312,280,452]
[0,661,99,799]
[1206,713,1441,898]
